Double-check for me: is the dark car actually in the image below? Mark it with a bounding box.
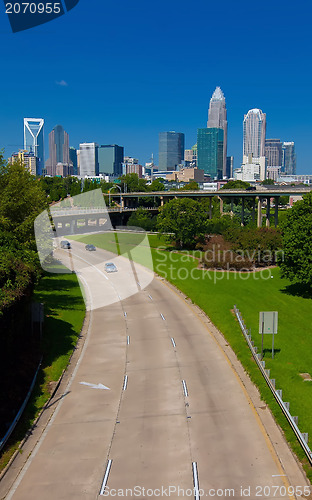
[85,244,96,251]
[60,240,71,249]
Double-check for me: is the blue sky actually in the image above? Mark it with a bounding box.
[0,0,311,173]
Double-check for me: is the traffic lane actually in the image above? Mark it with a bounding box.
[142,279,302,498]
[103,291,193,495]
[6,301,127,499]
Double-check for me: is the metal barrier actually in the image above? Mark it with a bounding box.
[0,359,42,452]
[234,305,312,465]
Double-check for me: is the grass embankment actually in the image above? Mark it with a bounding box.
[0,272,85,472]
[73,231,312,480]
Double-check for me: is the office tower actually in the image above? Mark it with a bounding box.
[23,118,44,174]
[282,142,296,175]
[45,125,70,176]
[243,109,266,158]
[235,154,266,182]
[9,150,38,176]
[197,128,224,179]
[158,132,185,171]
[226,156,234,178]
[69,147,78,175]
[79,143,99,177]
[207,86,227,176]
[98,145,124,176]
[265,139,282,167]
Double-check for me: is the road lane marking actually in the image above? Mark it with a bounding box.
[171,337,176,347]
[99,459,112,496]
[182,380,188,397]
[148,294,153,300]
[127,336,130,345]
[124,311,127,318]
[192,462,200,500]
[123,375,128,391]
[79,382,110,390]
[160,313,165,321]
[157,276,296,500]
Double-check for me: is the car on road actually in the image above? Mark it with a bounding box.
[60,240,71,249]
[104,262,118,273]
[85,244,96,251]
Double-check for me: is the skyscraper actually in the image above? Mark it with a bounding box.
[69,147,78,175]
[243,109,266,158]
[98,145,124,176]
[207,87,227,176]
[158,132,185,171]
[197,128,224,179]
[265,139,283,167]
[45,125,70,176]
[79,143,99,177]
[23,118,44,174]
[282,142,296,175]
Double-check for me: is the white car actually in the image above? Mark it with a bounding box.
[104,262,118,273]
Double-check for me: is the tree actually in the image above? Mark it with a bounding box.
[279,192,312,286]
[221,180,250,190]
[179,180,199,191]
[149,179,165,191]
[261,178,275,185]
[157,198,208,248]
[119,173,148,192]
[127,208,157,231]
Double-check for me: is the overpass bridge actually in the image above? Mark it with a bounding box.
[51,186,311,234]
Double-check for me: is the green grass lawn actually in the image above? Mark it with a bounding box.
[0,272,85,471]
[73,231,312,478]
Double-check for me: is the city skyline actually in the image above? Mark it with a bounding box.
[1,0,311,173]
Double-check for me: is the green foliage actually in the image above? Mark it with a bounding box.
[149,178,165,191]
[157,198,208,248]
[127,208,157,231]
[119,173,148,192]
[279,192,312,286]
[261,178,275,185]
[179,180,199,191]
[221,180,250,190]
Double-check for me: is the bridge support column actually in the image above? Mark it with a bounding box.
[266,197,271,227]
[241,197,245,226]
[219,197,223,215]
[252,198,256,225]
[274,197,279,227]
[257,197,262,227]
[160,196,164,207]
[121,196,125,209]
[70,219,76,234]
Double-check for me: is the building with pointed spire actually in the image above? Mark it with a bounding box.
[207,86,227,176]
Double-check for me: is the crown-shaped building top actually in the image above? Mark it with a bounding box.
[211,86,225,101]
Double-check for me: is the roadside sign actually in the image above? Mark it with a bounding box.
[259,311,278,359]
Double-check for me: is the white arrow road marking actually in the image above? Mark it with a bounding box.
[80,382,110,390]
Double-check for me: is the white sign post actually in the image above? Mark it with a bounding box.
[259,311,278,359]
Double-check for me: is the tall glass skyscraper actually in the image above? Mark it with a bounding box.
[45,125,70,175]
[23,118,44,174]
[243,109,266,158]
[265,139,283,167]
[282,142,296,175]
[207,87,227,176]
[98,145,124,176]
[197,128,224,179]
[158,132,184,171]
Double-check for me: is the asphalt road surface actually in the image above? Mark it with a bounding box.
[0,240,309,500]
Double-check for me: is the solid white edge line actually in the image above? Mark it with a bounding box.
[99,459,113,496]
[123,375,128,391]
[192,462,200,500]
[171,337,176,347]
[182,380,188,397]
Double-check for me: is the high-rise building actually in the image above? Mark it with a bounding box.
[282,142,296,175]
[207,86,227,176]
[45,125,70,176]
[226,156,234,179]
[265,139,282,167]
[98,145,124,176]
[23,118,44,174]
[9,150,38,176]
[158,132,185,171]
[197,128,224,179]
[69,147,78,175]
[79,143,99,177]
[243,109,266,158]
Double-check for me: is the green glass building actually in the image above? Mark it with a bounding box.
[197,128,224,179]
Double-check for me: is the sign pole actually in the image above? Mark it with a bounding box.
[261,317,264,360]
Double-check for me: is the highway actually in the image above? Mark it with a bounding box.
[0,240,309,499]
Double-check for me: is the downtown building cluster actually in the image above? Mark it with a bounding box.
[158,87,297,184]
